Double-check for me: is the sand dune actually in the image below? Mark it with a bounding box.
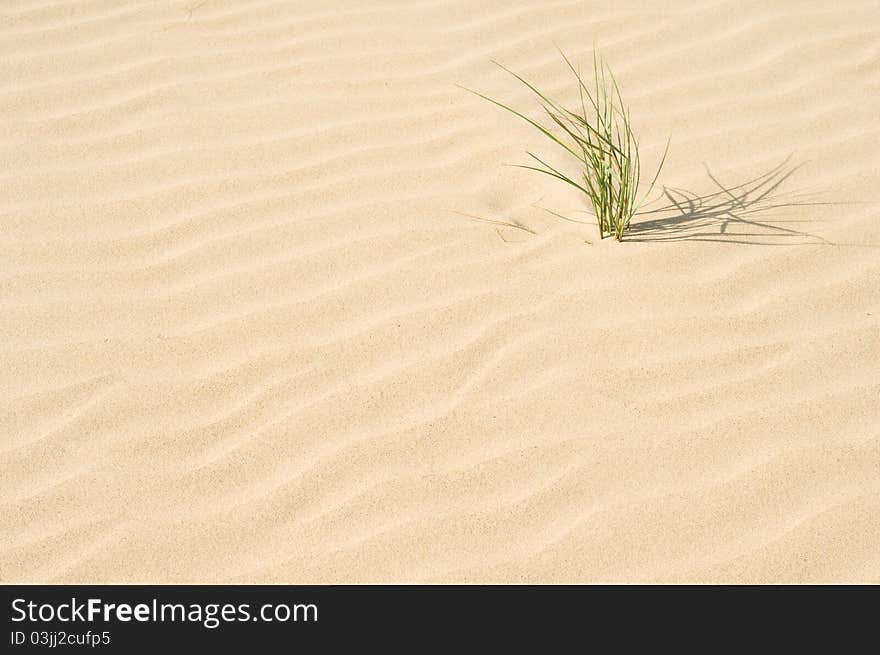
[1,0,878,583]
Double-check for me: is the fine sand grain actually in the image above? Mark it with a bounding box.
[1,0,878,583]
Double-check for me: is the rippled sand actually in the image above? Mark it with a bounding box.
[1,0,878,583]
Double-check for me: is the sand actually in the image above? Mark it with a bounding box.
[1,0,878,584]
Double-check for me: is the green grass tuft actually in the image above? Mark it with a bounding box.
[463,50,669,241]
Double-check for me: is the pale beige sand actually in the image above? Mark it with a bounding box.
[1,0,878,584]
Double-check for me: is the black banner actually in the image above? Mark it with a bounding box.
[1,585,873,650]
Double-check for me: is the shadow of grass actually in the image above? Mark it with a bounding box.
[627,155,837,245]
